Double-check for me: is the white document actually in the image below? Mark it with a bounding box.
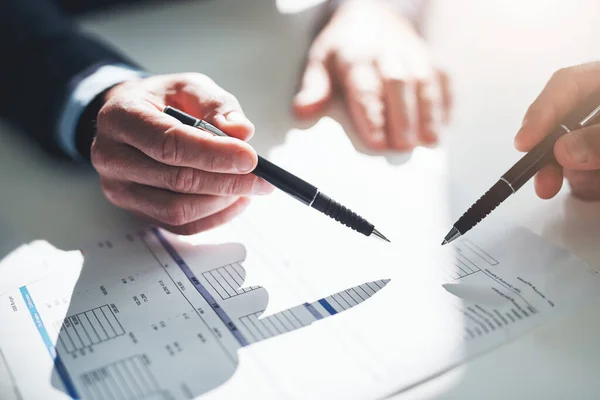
[0,219,599,400]
[1,120,600,399]
[0,224,391,400]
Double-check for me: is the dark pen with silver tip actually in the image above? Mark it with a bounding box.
[163,106,390,242]
[442,103,600,246]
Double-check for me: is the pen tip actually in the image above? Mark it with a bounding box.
[442,227,462,246]
[372,229,391,243]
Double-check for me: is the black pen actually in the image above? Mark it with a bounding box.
[442,103,600,246]
[163,106,389,242]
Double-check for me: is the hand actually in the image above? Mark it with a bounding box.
[293,0,452,151]
[91,73,273,235]
[514,62,600,201]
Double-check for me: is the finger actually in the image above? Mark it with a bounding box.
[97,100,258,173]
[438,70,452,124]
[150,197,251,236]
[293,60,333,118]
[534,163,564,199]
[404,47,439,144]
[378,57,416,150]
[564,169,600,200]
[92,141,273,195]
[514,62,600,152]
[554,125,600,170]
[166,74,255,141]
[101,179,241,227]
[415,77,438,144]
[343,63,387,150]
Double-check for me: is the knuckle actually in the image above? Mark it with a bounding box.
[90,140,106,171]
[100,180,122,206]
[229,176,256,195]
[395,77,409,86]
[585,142,600,167]
[97,97,144,141]
[96,101,117,136]
[170,224,201,236]
[162,198,191,226]
[97,98,124,130]
[160,126,184,165]
[200,96,223,117]
[416,78,434,93]
[170,167,200,193]
[90,139,125,177]
[206,152,224,172]
[383,74,408,87]
[551,67,573,83]
[187,72,214,86]
[221,92,239,108]
[176,73,216,95]
[217,176,254,195]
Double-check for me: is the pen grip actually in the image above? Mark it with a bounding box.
[253,156,318,205]
[502,127,565,191]
[311,193,374,236]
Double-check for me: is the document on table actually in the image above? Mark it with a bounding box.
[2,122,600,399]
[1,218,600,400]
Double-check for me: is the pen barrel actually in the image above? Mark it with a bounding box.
[163,106,376,237]
[502,127,566,191]
[311,193,374,236]
[455,180,513,235]
[253,156,318,205]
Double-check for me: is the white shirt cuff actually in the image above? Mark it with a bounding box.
[57,64,148,161]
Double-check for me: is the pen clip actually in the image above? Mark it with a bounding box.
[579,104,600,128]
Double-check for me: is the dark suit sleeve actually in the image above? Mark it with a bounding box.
[0,0,140,159]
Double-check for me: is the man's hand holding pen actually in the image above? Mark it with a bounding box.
[91,74,274,235]
[91,73,387,241]
[515,62,600,201]
[444,61,600,245]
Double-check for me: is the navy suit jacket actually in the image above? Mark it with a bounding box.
[0,0,143,159]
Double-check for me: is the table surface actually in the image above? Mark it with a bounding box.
[2,0,600,398]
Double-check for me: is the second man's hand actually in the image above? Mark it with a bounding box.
[514,62,600,201]
[90,73,274,235]
[293,0,452,151]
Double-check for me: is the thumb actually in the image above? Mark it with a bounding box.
[293,60,332,118]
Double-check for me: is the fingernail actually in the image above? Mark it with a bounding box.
[226,112,248,124]
[422,134,438,145]
[514,127,528,151]
[234,151,254,173]
[294,90,315,106]
[371,130,386,144]
[515,118,528,137]
[564,134,589,164]
[254,178,274,194]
